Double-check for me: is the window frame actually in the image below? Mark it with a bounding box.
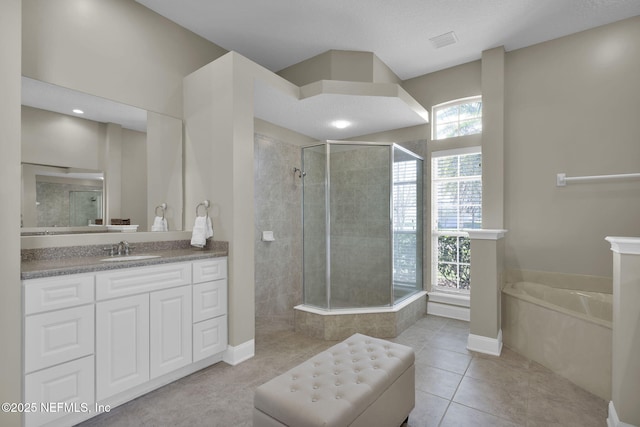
[430,146,482,294]
[431,96,482,141]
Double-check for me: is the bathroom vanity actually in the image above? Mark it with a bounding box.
[21,243,228,427]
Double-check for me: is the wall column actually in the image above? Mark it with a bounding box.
[184,52,256,365]
[605,237,640,427]
[0,1,22,426]
[481,47,505,229]
[467,229,507,355]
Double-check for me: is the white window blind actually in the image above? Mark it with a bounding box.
[393,160,419,285]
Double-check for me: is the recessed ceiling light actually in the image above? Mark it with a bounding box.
[72,109,84,114]
[331,120,351,129]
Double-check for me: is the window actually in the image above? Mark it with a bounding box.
[393,158,421,289]
[432,96,482,140]
[431,147,482,292]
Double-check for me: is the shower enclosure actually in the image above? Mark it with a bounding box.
[302,141,423,310]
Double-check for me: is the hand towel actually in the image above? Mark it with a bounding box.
[191,216,213,248]
[151,216,168,232]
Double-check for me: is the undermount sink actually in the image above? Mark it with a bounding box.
[100,255,161,262]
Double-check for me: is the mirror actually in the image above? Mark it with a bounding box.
[22,163,104,227]
[21,77,184,234]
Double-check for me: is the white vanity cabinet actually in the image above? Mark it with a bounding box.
[23,256,228,427]
[22,274,96,427]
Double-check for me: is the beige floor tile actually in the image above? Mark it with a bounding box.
[441,402,524,427]
[465,355,530,387]
[416,345,473,374]
[415,364,463,399]
[408,390,450,426]
[453,376,529,423]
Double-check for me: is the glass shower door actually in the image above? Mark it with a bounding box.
[302,145,328,309]
[329,144,391,308]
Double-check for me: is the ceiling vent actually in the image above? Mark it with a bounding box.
[429,31,458,49]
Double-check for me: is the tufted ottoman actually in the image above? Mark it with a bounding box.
[253,333,415,427]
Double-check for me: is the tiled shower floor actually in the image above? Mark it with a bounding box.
[77,315,607,426]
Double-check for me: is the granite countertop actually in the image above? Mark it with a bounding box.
[21,240,228,280]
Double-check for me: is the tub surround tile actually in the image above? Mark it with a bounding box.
[502,292,612,400]
[505,269,612,294]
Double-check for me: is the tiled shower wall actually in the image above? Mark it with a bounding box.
[254,133,303,325]
[36,181,103,227]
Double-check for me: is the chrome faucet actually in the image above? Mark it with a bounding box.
[117,241,130,256]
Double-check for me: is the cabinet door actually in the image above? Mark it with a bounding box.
[150,286,192,379]
[193,316,227,362]
[96,294,149,401]
[193,280,227,322]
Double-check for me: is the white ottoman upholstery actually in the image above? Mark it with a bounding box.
[254,333,415,427]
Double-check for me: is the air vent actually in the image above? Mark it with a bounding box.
[429,31,458,49]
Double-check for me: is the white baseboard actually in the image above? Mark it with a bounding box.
[467,330,503,356]
[427,301,470,321]
[223,339,255,365]
[608,401,638,427]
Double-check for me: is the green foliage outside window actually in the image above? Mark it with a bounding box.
[437,235,470,289]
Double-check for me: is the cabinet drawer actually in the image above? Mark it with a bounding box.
[193,316,227,362]
[25,304,94,373]
[24,274,94,314]
[96,262,191,300]
[193,258,227,284]
[24,355,94,427]
[193,280,227,322]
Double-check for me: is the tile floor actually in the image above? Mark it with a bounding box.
[78,315,608,427]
